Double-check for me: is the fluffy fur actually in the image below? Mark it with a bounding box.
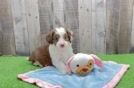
[29,27,74,74]
[29,45,53,67]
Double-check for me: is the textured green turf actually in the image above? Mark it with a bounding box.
[0,54,134,88]
[99,54,134,88]
[0,56,39,88]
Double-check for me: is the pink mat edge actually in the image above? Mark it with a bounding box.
[103,64,130,88]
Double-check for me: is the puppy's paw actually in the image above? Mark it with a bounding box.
[60,69,68,74]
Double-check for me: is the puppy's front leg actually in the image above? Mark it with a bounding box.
[53,61,67,74]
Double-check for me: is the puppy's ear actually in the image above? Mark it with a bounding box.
[46,30,55,44]
[66,29,73,42]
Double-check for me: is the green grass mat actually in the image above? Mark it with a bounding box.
[0,56,39,88]
[0,54,134,88]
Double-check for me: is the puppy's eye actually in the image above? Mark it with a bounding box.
[64,34,69,40]
[55,37,58,41]
[76,64,79,67]
[64,35,67,39]
[55,36,59,41]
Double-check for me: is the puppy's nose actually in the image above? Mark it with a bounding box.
[60,44,65,48]
[82,68,88,72]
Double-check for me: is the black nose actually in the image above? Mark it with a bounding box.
[60,44,65,48]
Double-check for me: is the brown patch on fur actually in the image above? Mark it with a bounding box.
[29,44,53,67]
[46,30,55,44]
[53,33,60,45]
[66,29,73,43]
[46,30,60,45]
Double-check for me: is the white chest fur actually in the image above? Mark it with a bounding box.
[49,44,74,73]
[49,44,74,63]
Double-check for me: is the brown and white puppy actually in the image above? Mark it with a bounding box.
[29,27,74,74]
[48,27,74,74]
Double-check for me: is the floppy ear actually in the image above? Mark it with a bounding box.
[66,29,73,42]
[65,26,73,42]
[46,30,55,44]
[90,54,103,68]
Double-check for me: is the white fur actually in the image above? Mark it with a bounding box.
[49,27,74,74]
[55,27,69,48]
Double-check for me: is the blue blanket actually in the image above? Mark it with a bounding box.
[18,61,129,88]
